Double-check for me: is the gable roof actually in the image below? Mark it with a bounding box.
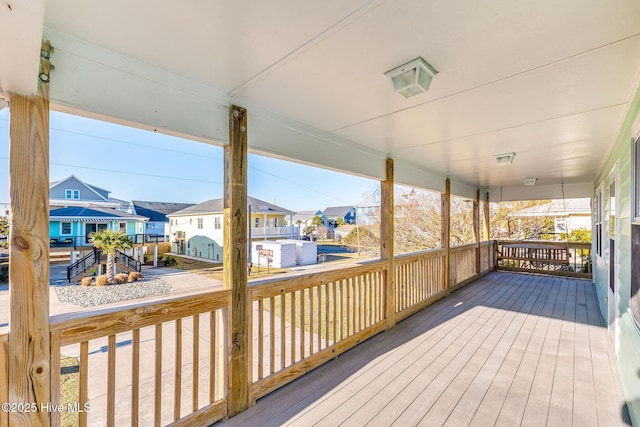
[49,206,148,222]
[168,196,296,217]
[322,206,354,218]
[49,175,110,202]
[131,200,196,222]
[510,198,591,217]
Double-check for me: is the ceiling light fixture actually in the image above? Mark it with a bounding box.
[385,57,438,98]
[494,152,515,165]
[524,178,537,186]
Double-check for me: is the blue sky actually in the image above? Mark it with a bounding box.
[0,109,377,211]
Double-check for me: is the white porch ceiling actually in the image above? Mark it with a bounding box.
[2,0,640,200]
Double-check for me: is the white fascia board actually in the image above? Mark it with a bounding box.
[487,181,594,202]
[44,28,230,146]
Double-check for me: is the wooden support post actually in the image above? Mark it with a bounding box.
[380,158,395,329]
[224,105,250,417]
[441,178,451,292]
[7,40,51,426]
[484,192,491,269]
[474,188,481,276]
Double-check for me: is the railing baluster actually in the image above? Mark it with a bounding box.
[270,297,275,375]
[79,341,89,427]
[209,311,215,403]
[290,291,296,363]
[132,328,140,427]
[154,324,162,427]
[324,284,330,345]
[174,318,182,421]
[316,286,321,351]
[258,299,264,380]
[193,314,199,412]
[300,289,305,360]
[308,289,313,357]
[107,334,116,427]
[332,282,337,342]
[50,332,61,427]
[280,294,286,370]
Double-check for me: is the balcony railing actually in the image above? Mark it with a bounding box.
[49,233,168,249]
[495,240,592,279]
[250,225,299,238]
[0,241,493,426]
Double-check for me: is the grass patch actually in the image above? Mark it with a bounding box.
[59,355,80,427]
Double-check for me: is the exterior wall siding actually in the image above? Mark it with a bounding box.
[593,77,640,425]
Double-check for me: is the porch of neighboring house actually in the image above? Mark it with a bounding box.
[221,272,629,427]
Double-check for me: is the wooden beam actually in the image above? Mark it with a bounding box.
[474,189,481,276]
[224,105,250,417]
[380,158,395,329]
[7,41,51,426]
[484,192,491,269]
[441,178,451,292]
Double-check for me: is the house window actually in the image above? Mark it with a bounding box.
[595,188,603,257]
[274,218,278,227]
[119,222,127,233]
[190,218,192,225]
[65,189,80,199]
[214,217,221,229]
[197,218,203,229]
[255,218,260,228]
[61,222,71,235]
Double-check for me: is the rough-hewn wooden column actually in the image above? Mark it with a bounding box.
[474,188,481,276]
[381,158,395,329]
[224,105,250,416]
[8,41,51,426]
[484,192,491,269]
[441,178,451,292]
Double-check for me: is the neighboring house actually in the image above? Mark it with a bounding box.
[322,206,356,229]
[49,175,120,210]
[167,196,298,260]
[357,187,417,225]
[48,176,149,248]
[509,198,591,239]
[49,206,148,247]
[127,200,195,238]
[293,210,324,235]
[334,224,356,242]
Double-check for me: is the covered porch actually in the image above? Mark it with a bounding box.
[222,271,629,427]
[1,2,640,426]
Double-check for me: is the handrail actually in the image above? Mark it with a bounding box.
[66,248,101,282]
[115,250,142,272]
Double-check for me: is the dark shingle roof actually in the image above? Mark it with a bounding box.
[132,200,195,222]
[49,206,148,221]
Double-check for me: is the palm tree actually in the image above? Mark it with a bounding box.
[89,229,133,284]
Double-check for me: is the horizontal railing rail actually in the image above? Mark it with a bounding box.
[496,239,592,278]
[49,289,231,427]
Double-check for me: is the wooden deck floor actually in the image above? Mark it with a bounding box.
[219,271,631,427]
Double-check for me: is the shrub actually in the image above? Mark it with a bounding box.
[95,274,109,286]
[0,264,8,282]
[81,277,93,287]
[128,271,142,282]
[114,273,129,284]
[162,255,177,267]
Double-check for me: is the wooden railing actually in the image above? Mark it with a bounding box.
[249,261,388,399]
[0,242,493,425]
[394,249,447,322]
[450,243,479,289]
[496,240,592,279]
[48,290,230,427]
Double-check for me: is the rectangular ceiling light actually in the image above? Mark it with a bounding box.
[524,178,537,186]
[495,152,515,165]
[385,57,438,98]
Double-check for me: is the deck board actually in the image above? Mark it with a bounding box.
[217,272,629,427]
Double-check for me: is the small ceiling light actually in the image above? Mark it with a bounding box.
[494,152,515,165]
[385,57,438,98]
[524,178,537,186]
